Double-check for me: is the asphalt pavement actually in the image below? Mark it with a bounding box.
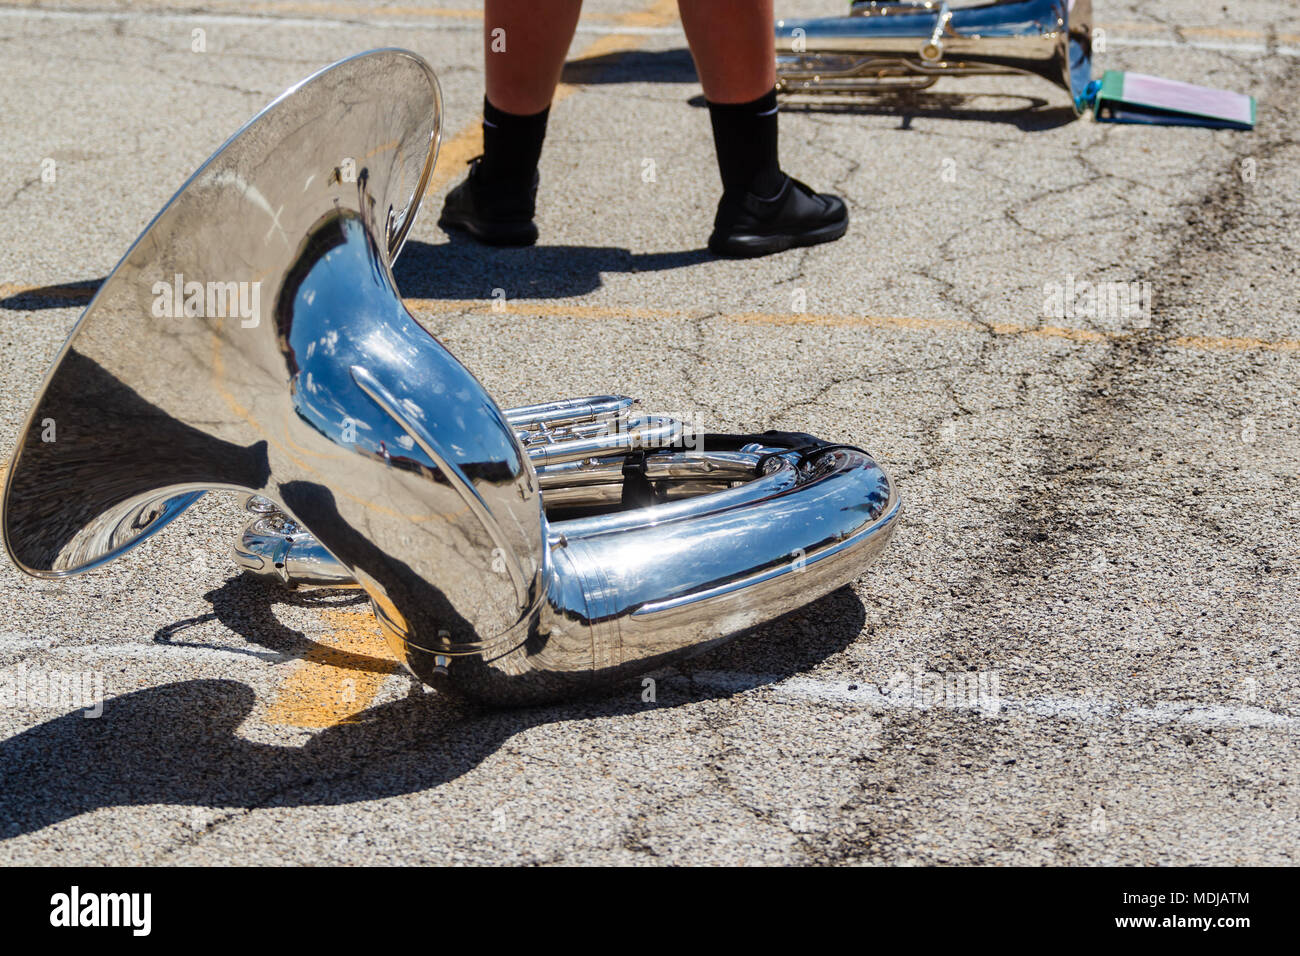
[0,0,1296,864]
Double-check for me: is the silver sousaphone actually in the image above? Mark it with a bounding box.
[776,0,1094,112]
[2,49,901,706]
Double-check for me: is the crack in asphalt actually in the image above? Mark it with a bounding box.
[791,44,1300,866]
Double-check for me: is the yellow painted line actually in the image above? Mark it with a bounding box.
[264,607,399,728]
[1099,21,1300,46]
[4,282,1299,355]
[405,298,1300,354]
[1170,333,1300,354]
[423,0,679,198]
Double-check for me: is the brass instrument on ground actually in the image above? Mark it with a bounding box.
[2,50,900,706]
[775,0,1094,112]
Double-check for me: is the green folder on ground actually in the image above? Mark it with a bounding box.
[1091,70,1255,129]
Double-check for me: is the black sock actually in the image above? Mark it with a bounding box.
[480,97,550,188]
[706,89,785,198]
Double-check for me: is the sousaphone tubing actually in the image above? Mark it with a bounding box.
[2,49,901,706]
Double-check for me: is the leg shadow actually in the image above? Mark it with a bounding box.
[393,237,712,302]
[561,48,699,86]
[0,278,103,311]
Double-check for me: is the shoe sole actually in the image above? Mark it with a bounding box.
[438,213,538,247]
[708,215,848,259]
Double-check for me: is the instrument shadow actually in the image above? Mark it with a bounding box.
[725,93,1078,132]
[0,587,866,840]
[153,575,374,668]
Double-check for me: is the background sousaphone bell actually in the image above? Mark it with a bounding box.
[776,0,1094,112]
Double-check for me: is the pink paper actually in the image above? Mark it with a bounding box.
[1122,71,1253,124]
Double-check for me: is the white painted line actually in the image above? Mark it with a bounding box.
[0,635,287,664]
[674,671,1300,731]
[1,645,1293,730]
[1,8,1294,59]
[0,7,678,36]
[0,7,359,30]
[1107,35,1300,58]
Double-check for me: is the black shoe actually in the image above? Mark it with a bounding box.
[708,175,848,258]
[438,158,539,247]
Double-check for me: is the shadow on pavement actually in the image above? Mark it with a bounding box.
[562,48,699,85]
[394,238,711,301]
[154,578,374,667]
[0,585,866,840]
[1,240,711,313]
[776,94,1079,131]
[562,45,1078,132]
[0,279,102,311]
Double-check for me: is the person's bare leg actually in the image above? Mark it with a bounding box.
[677,0,776,104]
[440,1,582,246]
[485,0,584,114]
[677,0,847,256]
